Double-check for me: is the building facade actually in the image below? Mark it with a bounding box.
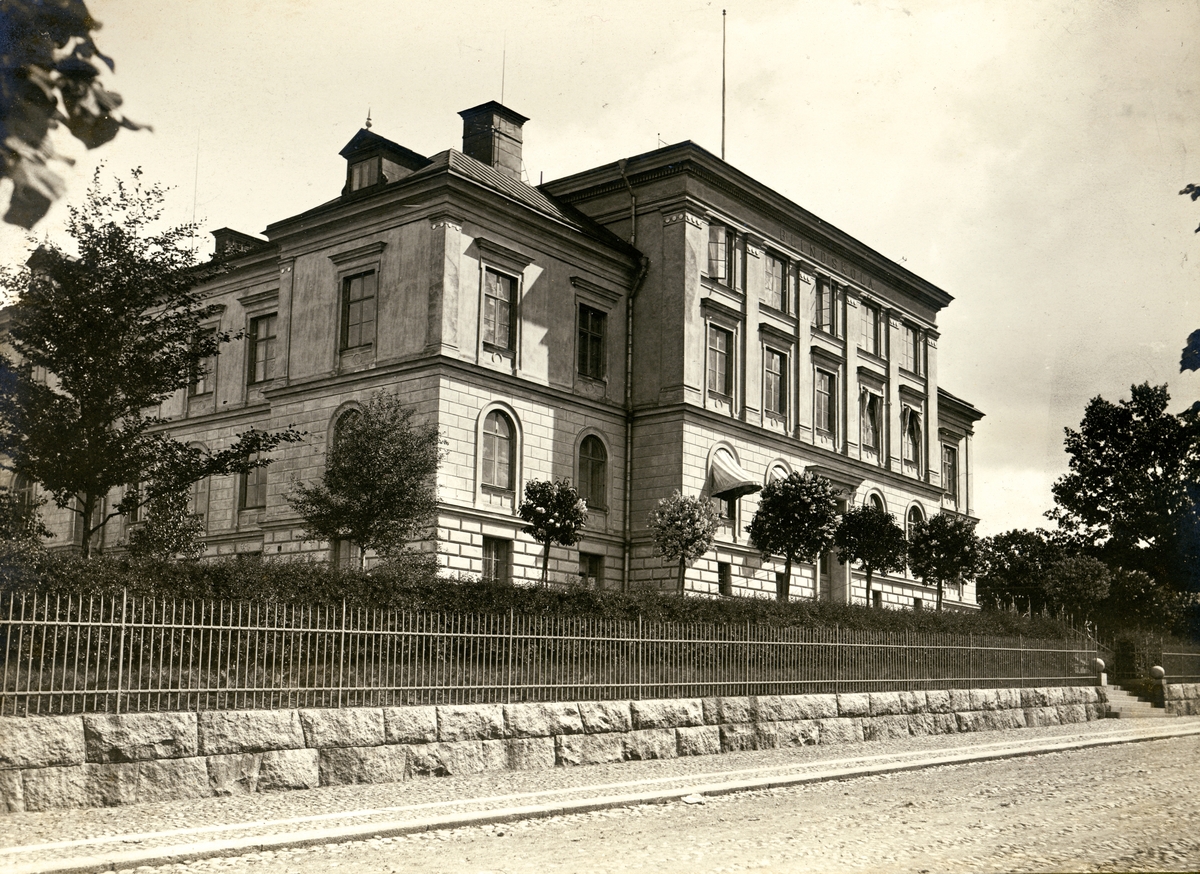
[25,102,983,609]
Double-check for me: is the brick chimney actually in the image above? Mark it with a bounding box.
[459,102,528,181]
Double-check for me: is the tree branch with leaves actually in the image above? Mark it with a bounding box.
[747,472,841,601]
[518,479,587,585]
[648,491,719,595]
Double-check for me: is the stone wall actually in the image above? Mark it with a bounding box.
[0,686,1109,814]
[1165,683,1200,715]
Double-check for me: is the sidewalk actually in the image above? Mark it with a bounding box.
[4,717,1199,874]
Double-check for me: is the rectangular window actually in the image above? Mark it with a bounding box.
[340,272,377,350]
[815,279,835,334]
[579,552,604,589]
[240,465,267,510]
[189,330,216,396]
[707,224,728,282]
[125,483,140,525]
[901,325,921,373]
[860,304,880,357]
[764,349,786,416]
[718,562,732,597]
[349,158,380,191]
[712,495,737,523]
[815,369,836,436]
[872,590,882,609]
[482,537,511,584]
[913,597,923,611]
[247,314,277,384]
[483,269,516,350]
[764,255,786,311]
[707,325,733,397]
[861,393,880,451]
[942,445,959,500]
[577,304,606,379]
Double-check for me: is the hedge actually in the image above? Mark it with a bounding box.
[0,549,1083,639]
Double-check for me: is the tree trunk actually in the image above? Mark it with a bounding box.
[936,578,944,612]
[678,557,686,595]
[541,541,550,585]
[357,542,367,571]
[778,556,791,602]
[865,566,874,606]
[78,495,94,559]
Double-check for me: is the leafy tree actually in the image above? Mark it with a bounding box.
[0,0,145,227]
[0,485,49,543]
[1042,554,1110,620]
[907,513,983,612]
[0,169,299,557]
[518,479,588,585]
[1047,383,1200,596]
[747,472,840,601]
[288,392,441,570]
[977,528,1062,614]
[648,491,719,595]
[123,486,204,562]
[834,504,907,603]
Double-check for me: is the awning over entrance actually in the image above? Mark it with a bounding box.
[710,449,762,500]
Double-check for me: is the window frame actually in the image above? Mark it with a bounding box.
[247,312,278,385]
[860,302,881,357]
[481,537,511,584]
[577,434,608,512]
[348,156,381,192]
[814,278,836,336]
[482,267,518,352]
[903,408,922,469]
[718,562,733,597]
[901,324,923,374]
[764,253,787,312]
[764,347,786,418]
[481,409,516,493]
[707,223,729,283]
[577,303,607,380]
[188,328,217,397]
[339,270,377,352]
[814,368,837,437]
[707,324,734,399]
[861,391,882,451]
[579,551,604,589]
[942,444,959,500]
[239,463,268,511]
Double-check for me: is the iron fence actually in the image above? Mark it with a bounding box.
[0,590,1101,716]
[1161,649,1200,682]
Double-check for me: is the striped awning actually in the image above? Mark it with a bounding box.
[710,449,762,499]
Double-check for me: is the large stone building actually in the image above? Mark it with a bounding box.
[28,102,983,609]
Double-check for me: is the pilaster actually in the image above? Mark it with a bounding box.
[426,213,463,354]
[660,210,706,407]
[886,312,903,471]
[794,262,815,441]
[925,332,940,488]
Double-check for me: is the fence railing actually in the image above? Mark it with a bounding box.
[0,591,1101,716]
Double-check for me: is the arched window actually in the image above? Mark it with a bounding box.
[482,411,515,490]
[332,409,361,449]
[868,493,885,512]
[906,505,924,539]
[577,435,607,510]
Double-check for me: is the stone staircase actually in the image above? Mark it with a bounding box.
[1104,684,1173,719]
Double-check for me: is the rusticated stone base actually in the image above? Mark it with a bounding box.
[0,685,1110,814]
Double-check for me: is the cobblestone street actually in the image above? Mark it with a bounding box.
[124,734,1199,874]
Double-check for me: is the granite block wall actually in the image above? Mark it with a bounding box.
[0,686,1109,814]
[1164,682,1200,716]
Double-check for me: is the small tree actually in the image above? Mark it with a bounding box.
[287,392,441,569]
[519,479,588,585]
[648,491,719,595]
[907,513,983,612]
[1043,554,1111,621]
[834,505,907,603]
[977,528,1062,614]
[0,169,299,557]
[123,487,205,562]
[746,472,840,601]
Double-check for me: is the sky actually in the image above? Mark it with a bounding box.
[1,0,1197,536]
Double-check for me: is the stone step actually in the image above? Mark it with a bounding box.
[1104,685,1174,718]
